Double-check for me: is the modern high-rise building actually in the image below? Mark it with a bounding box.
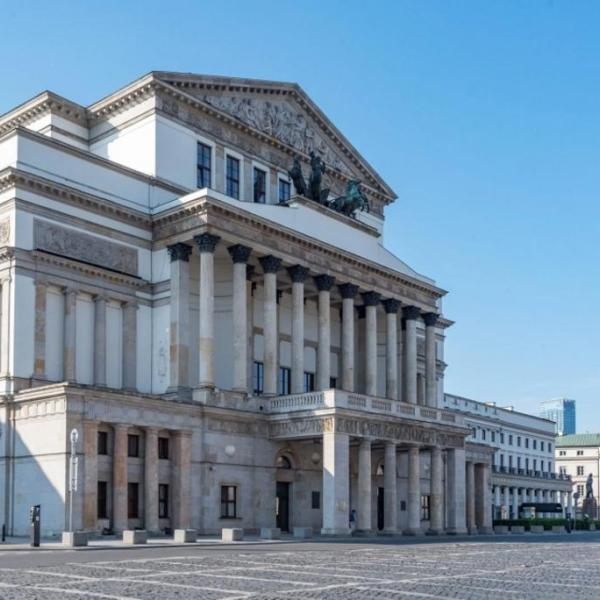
[540,398,576,436]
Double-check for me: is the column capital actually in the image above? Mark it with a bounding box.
[314,274,335,292]
[403,305,420,320]
[194,233,221,253]
[259,254,282,274]
[423,312,439,327]
[287,264,309,283]
[167,242,192,262]
[338,283,359,299]
[362,291,381,307]
[228,244,252,264]
[113,423,129,432]
[93,292,109,303]
[382,298,401,314]
[122,299,139,310]
[63,287,78,299]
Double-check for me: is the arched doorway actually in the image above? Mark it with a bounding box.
[275,453,294,532]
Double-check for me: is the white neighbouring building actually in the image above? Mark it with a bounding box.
[0,72,492,538]
[444,394,572,523]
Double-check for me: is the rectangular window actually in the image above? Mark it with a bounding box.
[278,179,291,203]
[158,437,169,460]
[517,456,521,468]
[541,460,544,471]
[127,434,140,458]
[329,377,337,389]
[500,454,504,467]
[548,443,552,453]
[311,491,320,509]
[158,484,169,518]
[197,142,212,188]
[577,465,584,475]
[533,440,537,450]
[303,372,315,393]
[525,458,529,470]
[253,361,264,395]
[278,367,291,395]
[559,450,566,456]
[226,155,240,199]
[221,485,237,518]
[491,431,495,443]
[577,450,584,456]
[525,438,529,448]
[559,466,567,476]
[97,431,108,455]
[533,459,537,471]
[253,168,266,203]
[517,436,521,447]
[540,441,544,451]
[471,428,477,438]
[509,455,513,468]
[500,432,505,444]
[548,461,552,472]
[420,495,430,521]
[509,435,513,445]
[127,482,139,519]
[481,429,486,441]
[97,481,108,519]
[577,484,584,496]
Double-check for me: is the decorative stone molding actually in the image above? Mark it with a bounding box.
[259,255,282,274]
[34,219,138,276]
[0,219,9,245]
[167,242,192,262]
[338,283,359,299]
[314,274,335,292]
[287,265,309,283]
[362,291,381,307]
[423,312,439,327]
[227,244,252,264]
[193,232,220,253]
[382,298,401,314]
[403,305,420,321]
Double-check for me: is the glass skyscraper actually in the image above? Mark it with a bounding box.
[539,398,576,436]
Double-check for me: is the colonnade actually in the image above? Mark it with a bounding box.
[168,235,440,403]
[492,485,572,519]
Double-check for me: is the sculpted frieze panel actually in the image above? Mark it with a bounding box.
[34,220,138,276]
[207,417,255,435]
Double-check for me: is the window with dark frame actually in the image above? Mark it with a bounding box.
[303,372,315,393]
[97,431,108,455]
[97,481,108,519]
[158,437,169,460]
[197,142,212,188]
[420,495,430,521]
[127,482,139,519]
[253,168,266,203]
[158,484,169,518]
[329,377,337,389]
[127,434,140,458]
[278,367,291,395]
[221,485,237,518]
[278,179,291,203]
[253,361,264,395]
[226,155,240,199]
[577,465,584,475]
[311,491,320,509]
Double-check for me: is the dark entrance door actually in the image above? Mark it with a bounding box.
[377,487,384,531]
[276,482,290,532]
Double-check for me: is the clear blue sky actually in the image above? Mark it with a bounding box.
[2,0,599,430]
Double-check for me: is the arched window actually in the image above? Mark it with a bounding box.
[276,455,292,469]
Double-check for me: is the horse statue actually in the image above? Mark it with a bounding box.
[288,156,307,198]
[329,180,370,217]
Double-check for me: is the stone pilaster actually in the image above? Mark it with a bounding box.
[288,266,308,394]
[172,430,192,530]
[144,427,159,533]
[93,295,107,387]
[122,300,138,391]
[321,432,350,535]
[383,441,397,533]
[446,447,467,534]
[356,438,372,533]
[404,446,421,535]
[315,274,334,391]
[339,284,358,392]
[363,291,380,396]
[112,424,128,532]
[83,420,98,531]
[403,306,420,405]
[167,243,192,393]
[259,255,281,396]
[466,461,477,534]
[0,277,10,376]
[228,244,252,392]
[423,313,438,407]
[194,233,220,388]
[33,281,47,379]
[382,299,400,400]
[429,446,443,534]
[63,288,77,382]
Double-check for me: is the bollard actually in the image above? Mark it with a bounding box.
[29,505,41,548]
[1,523,5,542]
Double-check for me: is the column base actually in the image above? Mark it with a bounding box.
[445,528,468,535]
[467,527,480,535]
[380,528,398,536]
[321,527,351,536]
[402,528,423,536]
[425,528,443,536]
[352,529,372,537]
[478,526,494,535]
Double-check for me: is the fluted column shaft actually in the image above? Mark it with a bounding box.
[112,424,128,532]
[83,420,98,530]
[363,292,380,396]
[466,461,476,533]
[357,438,372,532]
[403,306,420,405]
[144,427,159,533]
[195,234,220,388]
[229,245,252,392]
[423,313,438,407]
[429,446,443,533]
[93,295,107,386]
[122,301,138,391]
[260,256,281,395]
[405,446,421,534]
[63,288,77,381]
[315,275,334,391]
[167,243,192,392]
[289,266,308,394]
[383,299,400,400]
[383,441,397,533]
[33,281,47,379]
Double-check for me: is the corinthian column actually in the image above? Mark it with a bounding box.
[259,255,281,396]
[362,291,380,396]
[122,301,138,391]
[382,299,400,400]
[423,313,438,407]
[167,243,192,393]
[338,284,358,392]
[63,288,77,382]
[314,274,334,391]
[194,233,220,388]
[228,244,252,392]
[288,265,308,394]
[403,306,420,405]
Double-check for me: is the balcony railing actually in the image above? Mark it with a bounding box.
[268,389,465,428]
[492,464,570,481]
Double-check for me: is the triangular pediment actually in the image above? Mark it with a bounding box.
[154,72,396,202]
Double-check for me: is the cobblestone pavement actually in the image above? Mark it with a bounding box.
[0,539,599,599]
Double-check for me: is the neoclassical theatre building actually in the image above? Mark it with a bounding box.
[0,72,493,537]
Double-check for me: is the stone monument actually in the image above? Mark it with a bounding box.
[582,473,598,520]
